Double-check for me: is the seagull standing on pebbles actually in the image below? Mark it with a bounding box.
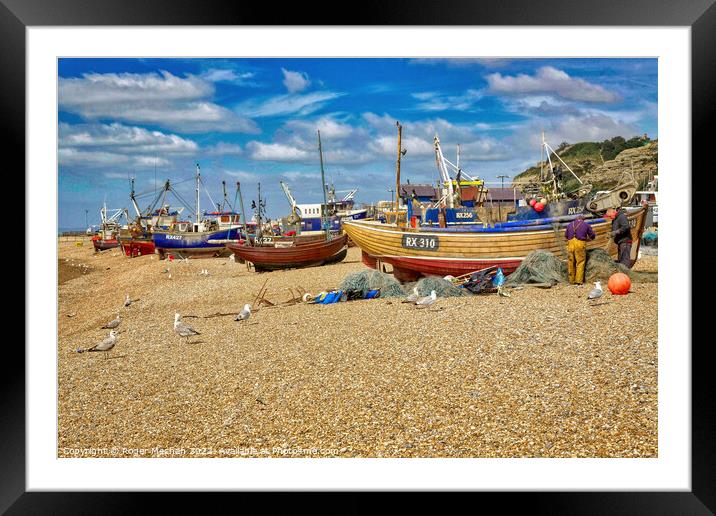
[174,313,200,342]
[235,304,251,322]
[124,294,133,307]
[587,281,603,300]
[101,313,122,329]
[415,290,437,308]
[78,330,118,359]
[402,287,420,303]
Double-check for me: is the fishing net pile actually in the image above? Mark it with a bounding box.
[585,249,657,283]
[338,270,404,298]
[413,277,468,298]
[504,250,568,286]
[502,248,656,286]
[584,249,631,281]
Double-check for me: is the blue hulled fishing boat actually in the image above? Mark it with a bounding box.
[152,164,246,259]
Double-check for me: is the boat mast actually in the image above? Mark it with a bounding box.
[318,130,329,240]
[257,182,262,235]
[236,182,251,246]
[129,177,142,219]
[395,121,403,223]
[195,162,201,225]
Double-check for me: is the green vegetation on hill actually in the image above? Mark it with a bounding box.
[514,135,654,192]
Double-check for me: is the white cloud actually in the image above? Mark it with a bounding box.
[245,141,311,162]
[411,89,483,112]
[58,122,198,168]
[486,66,620,103]
[411,58,513,68]
[237,91,345,118]
[222,169,261,182]
[201,69,256,84]
[204,142,243,156]
[281,68,311,93]
[59,71,258,134]
[59,70,211,105]
[510,113,641,153]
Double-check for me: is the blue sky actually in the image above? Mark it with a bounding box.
[58,58,657,227]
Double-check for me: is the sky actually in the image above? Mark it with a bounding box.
[58,57,657,228]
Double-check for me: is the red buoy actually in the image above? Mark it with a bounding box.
[529,199,537,207]
[534,202,544,212]
[608,272,631,295]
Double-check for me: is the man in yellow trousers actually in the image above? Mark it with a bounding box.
[564,214,596,284]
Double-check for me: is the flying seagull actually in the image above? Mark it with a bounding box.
[174,313,200,342]
[402,287,420,304]
[235,304,251,322]
[101,313,121,329]
[78,330,118,359]
[415,290,437,307]
[587,281,603,300]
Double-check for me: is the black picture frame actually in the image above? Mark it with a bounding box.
[6,0,713,512]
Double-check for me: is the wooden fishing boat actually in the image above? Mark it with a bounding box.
[227,234,349,272]
[344,204,648,282]
[92,234,120,251]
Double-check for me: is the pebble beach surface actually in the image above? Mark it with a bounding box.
[57,238,658,458]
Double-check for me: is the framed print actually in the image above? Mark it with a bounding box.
[6,0,714,512]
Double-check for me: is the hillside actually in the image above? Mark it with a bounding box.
[513,137,658,192]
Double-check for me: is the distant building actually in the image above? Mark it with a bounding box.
[399,183,439,204]
[486,187,524,206]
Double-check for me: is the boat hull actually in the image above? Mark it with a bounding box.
[227,234,349,271]
[119,237,156,257]
[152,227,241,258]
[344,205,647,281]
[92,238,120,251]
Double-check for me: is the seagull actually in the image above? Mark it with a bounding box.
[174,313,200,342]
[124,294,133,307]
[78,330,118,359]
[415,290,437,307]
[229,254,236,262]
[199,269,210,276]
[402,286,420,303]
[101,313,121,329]
[235,304,251,322]
[587,281,603,300]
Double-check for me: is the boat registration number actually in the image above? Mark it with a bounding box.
[166,235,183,240]
[402,234,439,251]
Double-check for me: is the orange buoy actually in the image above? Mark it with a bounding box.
[608,272,631,295]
